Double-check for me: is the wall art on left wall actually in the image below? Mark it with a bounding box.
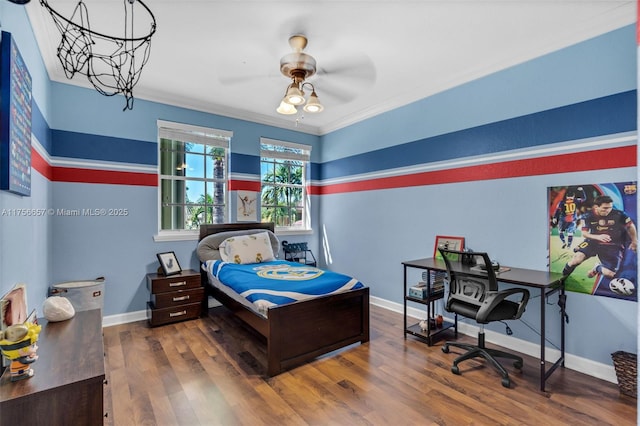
[0,31,32,196]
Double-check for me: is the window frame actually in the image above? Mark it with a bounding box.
[155,120,232,240]
[260,137,312,233]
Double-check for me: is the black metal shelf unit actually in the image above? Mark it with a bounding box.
[282,241,317,267]
[402,262,457,346]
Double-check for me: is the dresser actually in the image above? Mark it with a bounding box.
[0,309,106,425]
[146,269,204,326]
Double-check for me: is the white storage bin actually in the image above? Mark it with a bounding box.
[49,277,105,314]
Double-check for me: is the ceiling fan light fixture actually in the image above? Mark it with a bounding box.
[284,83,305,105]
[277,36,326,118]
[303,91,323,113]
[276,100,297,115]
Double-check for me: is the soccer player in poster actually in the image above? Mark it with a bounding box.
[562,195,638,294]
[552,187,586,249]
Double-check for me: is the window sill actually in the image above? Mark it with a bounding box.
[153,228,313,242]
[153,231,199,242]
[275,228,313,236]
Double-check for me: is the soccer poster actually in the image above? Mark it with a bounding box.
[548,182,637,301]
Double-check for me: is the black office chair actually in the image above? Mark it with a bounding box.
[438,248,530,388]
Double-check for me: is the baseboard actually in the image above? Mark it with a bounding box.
[102,296,222,327]
[370,295,618,384]
[103,309,147,327]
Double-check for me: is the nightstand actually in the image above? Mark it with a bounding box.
[146,269,204,326]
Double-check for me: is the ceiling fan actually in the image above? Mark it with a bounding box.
[217,31,376,115]
[276,35,324,115]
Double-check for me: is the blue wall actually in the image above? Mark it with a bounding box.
[0,3,321,319]
[318,26,637,367]
[0,4,53,322]
[0,2,636,373]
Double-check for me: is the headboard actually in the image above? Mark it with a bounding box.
[197,223,279,262]
[198,222,274,240]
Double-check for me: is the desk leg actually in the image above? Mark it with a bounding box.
[560,282,566,368]
[540,287,546,392]
[403,265,407,339]
[539,282,566,392]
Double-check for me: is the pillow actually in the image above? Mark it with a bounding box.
[219,232,275,264]
[197,229,279,262]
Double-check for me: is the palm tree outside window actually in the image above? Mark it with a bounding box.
[158,121,231,232]
[260,138,311,231]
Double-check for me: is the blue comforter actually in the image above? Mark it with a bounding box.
[205,260,364,312]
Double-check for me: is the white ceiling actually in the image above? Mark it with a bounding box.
[25,0,635,135]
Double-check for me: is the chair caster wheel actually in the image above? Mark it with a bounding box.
[502,377,511,388]
[451,365,460,375]
[514,360,523,369]
[442,345,450,353]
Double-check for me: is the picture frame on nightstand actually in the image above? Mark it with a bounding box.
[156,251,182,276]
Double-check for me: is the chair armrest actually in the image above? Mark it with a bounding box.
[476,288,530,322]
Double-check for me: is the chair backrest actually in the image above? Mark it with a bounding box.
[438,249,498,316]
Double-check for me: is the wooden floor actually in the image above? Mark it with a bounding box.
[103,305,636,425]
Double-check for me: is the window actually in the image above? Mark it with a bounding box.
[260,138,311,231]
[158,121,231,232]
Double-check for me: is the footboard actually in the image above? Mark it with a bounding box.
[266,286,370,376]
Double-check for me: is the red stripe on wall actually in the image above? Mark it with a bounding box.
[229,180,261,191]
[312,146,636,195]
[53,167,157,186]
[34,145,636,192]
[31,148,53,180]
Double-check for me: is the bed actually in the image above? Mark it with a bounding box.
[197,223,370,376]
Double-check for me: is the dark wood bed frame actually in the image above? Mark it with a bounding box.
[199,223,370,377]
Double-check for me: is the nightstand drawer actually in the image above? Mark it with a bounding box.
[147,271,200,294]
[151,287,204,309]
[147,302,201,326]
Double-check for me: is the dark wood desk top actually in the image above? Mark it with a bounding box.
[402,257,564,289]
[0,309,105,402]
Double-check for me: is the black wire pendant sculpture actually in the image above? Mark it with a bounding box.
[39,0,157,110]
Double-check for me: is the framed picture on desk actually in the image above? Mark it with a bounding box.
[433,235,465,260]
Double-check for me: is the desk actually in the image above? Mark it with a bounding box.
[402,257,566,392]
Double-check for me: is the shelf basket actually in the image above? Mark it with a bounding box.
[611,351,637,398]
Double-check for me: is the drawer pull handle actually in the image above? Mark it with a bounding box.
[169,310,187,317]
[173,295,190,302]
[169,281,187,287]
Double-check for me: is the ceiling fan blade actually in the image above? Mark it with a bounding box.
[311,52,376,104]
[314,80,359,104]
[318,53,377,87]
